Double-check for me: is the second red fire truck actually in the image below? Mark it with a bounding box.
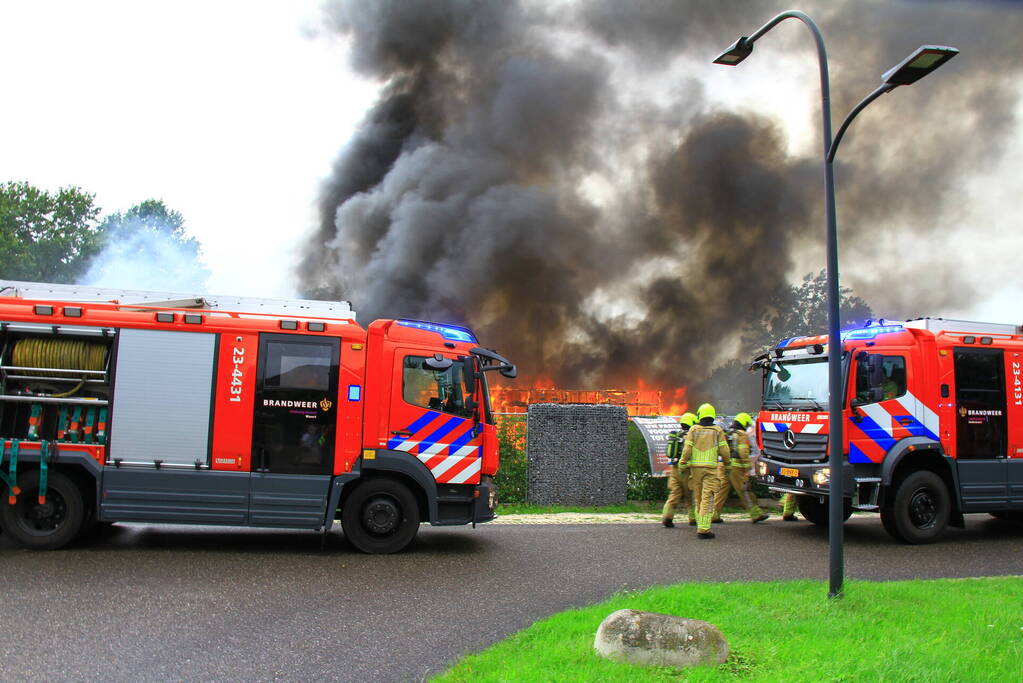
[0,280,516,553]
[753,317,1023,543]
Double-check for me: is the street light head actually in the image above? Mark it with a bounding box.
[881,45,959,86]
[713,36,753,66]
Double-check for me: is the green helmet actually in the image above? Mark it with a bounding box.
[679,412,697,427]
[697,403,716,420]
[734,412,753,428]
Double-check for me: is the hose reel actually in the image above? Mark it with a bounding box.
[10,338,108,397]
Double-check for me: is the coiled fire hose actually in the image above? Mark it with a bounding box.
[11,338,108,397]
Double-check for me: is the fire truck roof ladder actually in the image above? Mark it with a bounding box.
[903,317,1020,335]
[0,280,355,319]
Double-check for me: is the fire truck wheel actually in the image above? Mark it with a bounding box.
[796,495,852,527]
[0,470,85,550]
[883,470,950,544]
[341,479,420,554]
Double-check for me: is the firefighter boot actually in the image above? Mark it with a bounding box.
[782,493,798,521]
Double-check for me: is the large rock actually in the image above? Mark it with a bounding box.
[594,609,729,669]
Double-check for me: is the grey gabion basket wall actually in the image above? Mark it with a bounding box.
[526,403,628,506]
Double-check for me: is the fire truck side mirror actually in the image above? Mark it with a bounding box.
[462,356,478,391]
[867,353,885,387]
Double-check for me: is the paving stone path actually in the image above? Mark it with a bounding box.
[491,511,766,524]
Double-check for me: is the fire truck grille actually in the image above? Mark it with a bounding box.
[761,431,829,464]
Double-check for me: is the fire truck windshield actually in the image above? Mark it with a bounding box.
[764,357,829,409]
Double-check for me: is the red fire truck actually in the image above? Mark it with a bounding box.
[753,318,1023,543]
[0,280,515,553]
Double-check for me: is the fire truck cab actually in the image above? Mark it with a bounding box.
[753,317,1023,543]
[0,280,515,553]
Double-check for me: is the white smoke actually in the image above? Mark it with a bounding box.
[80,222,210,293]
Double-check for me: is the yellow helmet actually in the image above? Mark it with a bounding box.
[679,412,697,427]
[734,412,753,428]
[697,403,716,420]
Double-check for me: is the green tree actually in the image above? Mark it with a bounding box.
[0,181,102,283]
[703,271,874,409]
[99,199,190,244]
[742,270,874,355]
[84,199,210,290]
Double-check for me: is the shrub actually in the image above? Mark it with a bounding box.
[494,415,528,503]
[496,415,675,504]
[626,421,667,501]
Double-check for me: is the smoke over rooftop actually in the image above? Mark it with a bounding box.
[300,0,1023,393]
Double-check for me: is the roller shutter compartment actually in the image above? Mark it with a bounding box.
[109,328,216,466]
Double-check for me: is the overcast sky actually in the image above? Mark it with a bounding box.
[0,1,813,297]
[1,1,1020,325]
[0,0,377,297]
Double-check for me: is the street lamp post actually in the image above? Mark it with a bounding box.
[714,12,957,599]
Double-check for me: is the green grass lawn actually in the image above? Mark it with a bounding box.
[435,577,1023,682]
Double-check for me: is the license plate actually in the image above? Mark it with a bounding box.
[780,467,800,478]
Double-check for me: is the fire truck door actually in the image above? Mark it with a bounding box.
[249,333,340,527]
[1008,354,1023,508]
[849,354,919,464]
[953,348,1009,511]
[387,350,484,485]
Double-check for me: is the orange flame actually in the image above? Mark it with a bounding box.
[490,381,687,417]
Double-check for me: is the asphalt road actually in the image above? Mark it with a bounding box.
[2,514,1022,682]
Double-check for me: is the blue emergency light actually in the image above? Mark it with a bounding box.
[396,319,478,343]
[775,323,904,350]
[840,324,904,341]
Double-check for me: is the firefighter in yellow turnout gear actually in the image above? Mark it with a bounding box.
[661,412,697,528]
[712,412,769,523]
[681,403,730,539]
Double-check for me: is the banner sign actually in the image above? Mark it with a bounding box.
[632,416,682,477]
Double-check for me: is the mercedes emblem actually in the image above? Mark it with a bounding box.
[783,430,797,450]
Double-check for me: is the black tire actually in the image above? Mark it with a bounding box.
[341,479,420,554]
[0,470,86,550]
[796,495,852,527]
[881,470,950,544]
[881,503,902,540]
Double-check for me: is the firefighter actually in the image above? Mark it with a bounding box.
[883,365,904,400]
[712,412,769,523]
[661,412,698,528]
[680,402,730,539]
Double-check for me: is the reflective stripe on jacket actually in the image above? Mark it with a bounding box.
[682,424,731,468]
[730,428,751,466]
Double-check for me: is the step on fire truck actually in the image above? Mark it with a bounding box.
[0,280,515,553]
[752,318,1023,543]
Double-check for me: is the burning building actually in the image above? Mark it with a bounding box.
[489,383,687,417]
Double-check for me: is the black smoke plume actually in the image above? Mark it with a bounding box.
[301,0,1023,394]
